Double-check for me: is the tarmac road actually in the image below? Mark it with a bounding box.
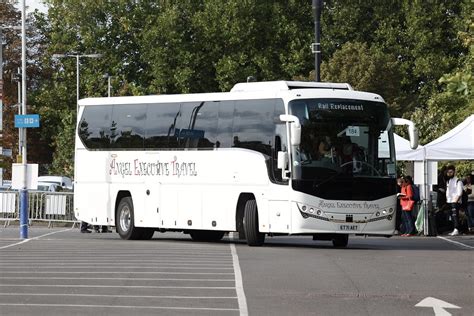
[0,226,472,316]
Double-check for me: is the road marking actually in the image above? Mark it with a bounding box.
[0,265,234,270]
[437,236,474,249]
[415,297,461,316]
[0,259,233,264]
[0,284,236,289]
[0,276,234,282]
[0,228,73,250]
[0,293,237,299]
[230,243,248,316]
[0,303,238,312]
[0,271,234,275]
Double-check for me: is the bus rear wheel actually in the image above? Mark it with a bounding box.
[244,199,265,246]
[116,196,142,240]
[332,234,349,248]
[189,231,225,241]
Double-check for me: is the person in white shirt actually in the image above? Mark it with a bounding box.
[445,165,463,236]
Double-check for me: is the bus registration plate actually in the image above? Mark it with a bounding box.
[339,225,358,231]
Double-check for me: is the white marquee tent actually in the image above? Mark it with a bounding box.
[423,114,474,160]
[394,133,424,161]
[394,114,474,235]
[395,114,474,162]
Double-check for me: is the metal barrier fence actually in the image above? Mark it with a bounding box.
[0,190,77,227]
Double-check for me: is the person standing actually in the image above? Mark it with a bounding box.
[80,221,91,233]
[399,176,415,236]
[464,174,474,233]
[395,176,403,234]
[446,165,463,236]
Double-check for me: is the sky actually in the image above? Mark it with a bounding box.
[15,0,48,14]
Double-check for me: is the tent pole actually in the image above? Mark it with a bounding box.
[423,159,429,236]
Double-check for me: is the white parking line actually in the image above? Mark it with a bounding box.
[0,228,74,250]
[0,293,237,299]
[230,243,248,316]
[437,236,474,249]
[0,277,234,282]
[0,284,236,289]
[0,271,234,275]
[0,303,239,312]
[0,265,234,270]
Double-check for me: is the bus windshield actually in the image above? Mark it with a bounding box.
[289,98,396,200]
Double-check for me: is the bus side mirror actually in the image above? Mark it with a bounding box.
[391,118,419,149]
[277,151,289,179]
[280,114,301,146]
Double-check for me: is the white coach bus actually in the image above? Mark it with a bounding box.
[74,81,418,247]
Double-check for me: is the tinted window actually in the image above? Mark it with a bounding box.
[216,100,235,148]
[145,103,181,149]
[233,99,275,156]
[111,104,146,149]
[79,105,113,149]
[177,102,217,149]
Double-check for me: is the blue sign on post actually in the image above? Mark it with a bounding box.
[15,114,40,128]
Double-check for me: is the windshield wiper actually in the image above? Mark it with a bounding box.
[312,169,344,190]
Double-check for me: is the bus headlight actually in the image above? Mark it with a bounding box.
[376,211,380,217]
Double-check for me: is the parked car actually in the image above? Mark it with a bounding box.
[0,180,12,191]
[37,176,73,190]
[36,182,62,192]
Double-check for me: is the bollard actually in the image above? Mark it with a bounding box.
[19,189,28,239]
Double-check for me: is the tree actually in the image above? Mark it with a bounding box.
[142,0,314,93]
[25,0,471,176]
[319,42,404,115]
[1,1,50,177]
[298,1,466,112]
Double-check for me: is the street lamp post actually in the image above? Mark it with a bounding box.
[20,0,28,239]
[52,53,102,104]
[103,73,114,97]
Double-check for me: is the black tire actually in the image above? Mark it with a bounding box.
[244,199,265,246]
[332,234,349,247]
[116,196,142,240]
[190,231,225,241]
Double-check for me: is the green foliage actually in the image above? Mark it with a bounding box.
[49,110,75,178]
[410,92,468,144]
[142,0,313,93]
[3,0,469,176]
[320,42,404,115]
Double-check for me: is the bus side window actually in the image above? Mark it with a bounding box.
[111,104,146,149]
[145,103,181,149]
[233,99,274,156]
[178,101,218,150]
[79,105,113,149]
[216,100,235,148]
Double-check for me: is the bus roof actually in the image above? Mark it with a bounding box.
[78,81,385,106]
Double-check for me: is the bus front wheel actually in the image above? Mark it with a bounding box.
[243,199,265,246]
[116,196,142,240]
